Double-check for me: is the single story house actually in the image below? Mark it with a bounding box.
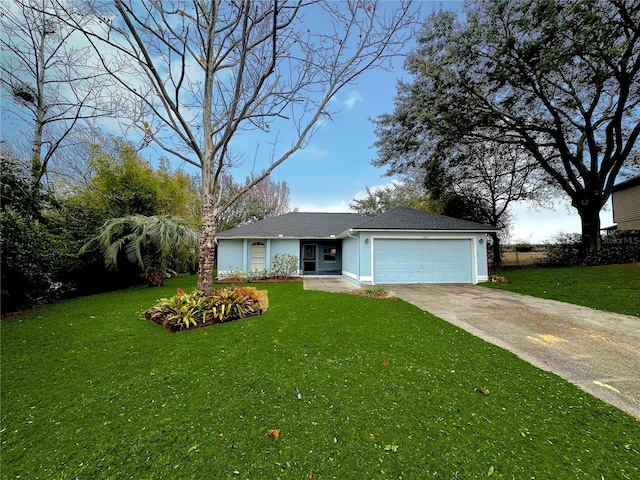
[612,175,640,231]
[216,206,499,285]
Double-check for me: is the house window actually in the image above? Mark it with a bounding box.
[250,242,266,271]
[303,244,315,260]
[323,246,337,262]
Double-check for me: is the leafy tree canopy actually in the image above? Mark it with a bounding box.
[62,137,201,231]
[373,0,640,251]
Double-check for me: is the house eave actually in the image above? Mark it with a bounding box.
[349,228,501,234]
[217,235,342,240]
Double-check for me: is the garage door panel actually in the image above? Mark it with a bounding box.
[374,239,472,284]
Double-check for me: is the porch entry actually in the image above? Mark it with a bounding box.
[300,240,342,275]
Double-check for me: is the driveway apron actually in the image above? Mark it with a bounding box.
[387,284,640,420]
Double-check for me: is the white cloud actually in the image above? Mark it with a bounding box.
[292,144,329,159]
[342,90,363,110]
[329,90,363,112]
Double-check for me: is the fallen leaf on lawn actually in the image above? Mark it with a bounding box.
[369,433,378,440]
[382,360,390,367]
[475,387,490,396]
[267,429,280,438]
[384,444,399,453]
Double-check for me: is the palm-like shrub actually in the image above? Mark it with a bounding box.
[81,215,199,286]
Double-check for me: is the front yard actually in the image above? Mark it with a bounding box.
[1,276,639,479]
[484,263,640,316]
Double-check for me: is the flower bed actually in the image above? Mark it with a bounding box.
[145,286,268,332]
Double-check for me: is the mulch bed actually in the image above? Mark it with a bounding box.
[145,309,263,333]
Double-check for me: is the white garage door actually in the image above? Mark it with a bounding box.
[374,239,473,284]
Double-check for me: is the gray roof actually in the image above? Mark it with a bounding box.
[353,206,497,231]
[217,206,497,239]
[612,174,640,192]
[217,212,365,239]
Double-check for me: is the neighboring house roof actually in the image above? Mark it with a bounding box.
[353,206,498,232]
[217,206,498,239]
[216,212,365,239]
[612,174,640,192]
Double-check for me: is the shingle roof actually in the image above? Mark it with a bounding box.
[216,212,366,238]
[353,206,497,231]
[216,206,497,239]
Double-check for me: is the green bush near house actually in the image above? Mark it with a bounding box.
[270,253,299,278]
[1,277,639,479]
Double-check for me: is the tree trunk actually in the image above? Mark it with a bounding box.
[576,201,602,254]
[197,194,217,293]
[146,269,164,287]
[489,232,502,269]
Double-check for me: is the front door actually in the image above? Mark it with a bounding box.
[250,242,266,271]
[301,240,342,275]
[302,244,316,274]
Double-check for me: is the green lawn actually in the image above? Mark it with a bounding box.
[483,263,640,316]
[2,276,639,479]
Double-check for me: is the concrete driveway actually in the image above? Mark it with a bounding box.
[387,284,640,420]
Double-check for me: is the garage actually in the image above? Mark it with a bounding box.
[374,238,473,284]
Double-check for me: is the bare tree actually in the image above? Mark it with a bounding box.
[349,178,434,217]
[62,0,419,292]
[217,174,290,232]
[0,0,121,189]
[423,139,551,267]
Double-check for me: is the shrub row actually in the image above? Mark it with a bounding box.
[543,232,640,267]
[217,253,299,281]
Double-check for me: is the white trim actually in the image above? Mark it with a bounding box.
[342,270,358,281]
[250,241,267,271]
[470,236,478,284]
[242,239,248,271]
[352,228,499,234]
